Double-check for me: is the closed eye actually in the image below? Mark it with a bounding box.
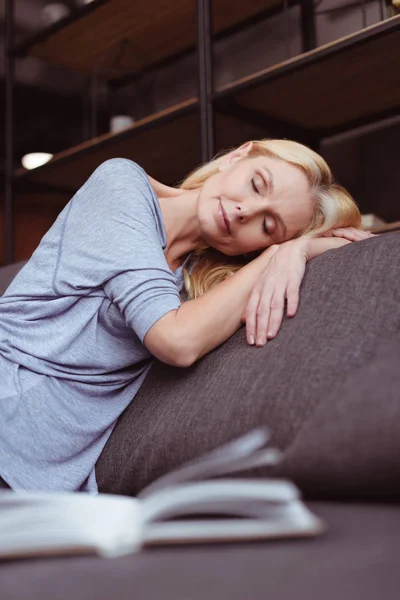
[252,178,270,235]
[251,178,259,195]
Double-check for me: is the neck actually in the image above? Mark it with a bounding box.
[147,175,207,269]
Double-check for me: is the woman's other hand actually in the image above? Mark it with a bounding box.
[321,227,376,242]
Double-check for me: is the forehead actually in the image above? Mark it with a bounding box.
[245,155,309,191]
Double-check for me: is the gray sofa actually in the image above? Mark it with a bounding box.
[1,233,400,600]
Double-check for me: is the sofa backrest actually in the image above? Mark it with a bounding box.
[95,233,400,501]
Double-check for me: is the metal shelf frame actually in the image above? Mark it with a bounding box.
[3,0,317,265]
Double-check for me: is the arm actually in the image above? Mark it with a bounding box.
[304,236,351,259]
[144,244,279,367]
[145,236,354,367]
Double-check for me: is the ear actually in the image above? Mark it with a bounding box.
[218,141,253,172]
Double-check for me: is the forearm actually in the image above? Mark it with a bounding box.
[146,236,352,367]
[304,236,351,260]
[177,238,348,364]
[175,245,279,364]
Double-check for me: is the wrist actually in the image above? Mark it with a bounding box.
[279,237,310,260]
[303,236,351,261]
[252,243,280,273]
[260,243,280,262]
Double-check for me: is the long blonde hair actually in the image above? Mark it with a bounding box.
[179,139,361,300]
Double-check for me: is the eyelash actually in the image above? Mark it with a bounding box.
[251,178,269,235]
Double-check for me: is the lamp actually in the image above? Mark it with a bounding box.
[21,153,54,170]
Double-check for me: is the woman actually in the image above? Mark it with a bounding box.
[0,139,371,493]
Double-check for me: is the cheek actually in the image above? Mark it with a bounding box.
[234,229,269,254]
[198,191,217,228]
[196,194,222,247]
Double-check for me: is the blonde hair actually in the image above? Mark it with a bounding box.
[178,139,361,300]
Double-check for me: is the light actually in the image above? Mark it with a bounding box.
[21,153,54,170]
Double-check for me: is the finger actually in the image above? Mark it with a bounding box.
[355,231,375,241]
[332,227,372,242]
[286,280,301,317]
[351,228,372,240]
[359,230,376,238]
[265,288,286,340]
[244,289,261,345]
[331,228,360,242]
[254,292,273,346]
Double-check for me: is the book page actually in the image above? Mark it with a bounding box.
[0,491,143,559]
[141,479,299,522]
[139,428,281,499]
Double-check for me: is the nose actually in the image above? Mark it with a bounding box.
[234,197,268,224]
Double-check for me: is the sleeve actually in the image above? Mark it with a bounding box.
[53,158,181,342]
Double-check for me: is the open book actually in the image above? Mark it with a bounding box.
[0,429,325,559]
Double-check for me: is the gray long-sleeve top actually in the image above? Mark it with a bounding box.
[0,158,190,493]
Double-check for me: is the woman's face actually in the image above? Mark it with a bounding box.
[196,146,314,256]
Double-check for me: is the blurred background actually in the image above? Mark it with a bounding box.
[1,0,399,263]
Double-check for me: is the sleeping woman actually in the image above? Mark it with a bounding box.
[0,139,372,493]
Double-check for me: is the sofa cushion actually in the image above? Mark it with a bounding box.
[273,330,400,500]
[96,232,400,498]
[1,502,400,600]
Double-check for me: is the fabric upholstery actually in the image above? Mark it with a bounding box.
[273,330,400,500]
[1,503,399,600]
[96,233,400,497]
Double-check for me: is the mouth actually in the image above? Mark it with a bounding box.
[219,199,231,235]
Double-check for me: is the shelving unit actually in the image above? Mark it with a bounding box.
[12,98,271,190]
[5,0,316,263]
[12,0,309,81]
[215,16,400,137]
[372,221,400,234]
[13,99,200,191]
[4,0,400,264]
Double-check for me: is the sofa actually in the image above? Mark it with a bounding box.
[1,232,400,600]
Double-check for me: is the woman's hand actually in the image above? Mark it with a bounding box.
[321,227,376,242]
[242,235,356,347]
[241,239,309,347]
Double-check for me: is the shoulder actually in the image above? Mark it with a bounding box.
[80,158,156,212]
[92,158,149,187]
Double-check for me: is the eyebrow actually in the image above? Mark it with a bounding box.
[259,166,287,240]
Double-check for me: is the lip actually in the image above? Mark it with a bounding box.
[218,199,231,235]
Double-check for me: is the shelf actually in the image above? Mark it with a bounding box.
[215,15,400,136]
[11,12,400,204]
[14,0,282,81]
[14,99,200,191]
[372,221,400,234]
[13,96,268,192]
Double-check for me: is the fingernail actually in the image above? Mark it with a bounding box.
[267,330,275,339]
[249,335,255,345]
[256,336,266,346]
